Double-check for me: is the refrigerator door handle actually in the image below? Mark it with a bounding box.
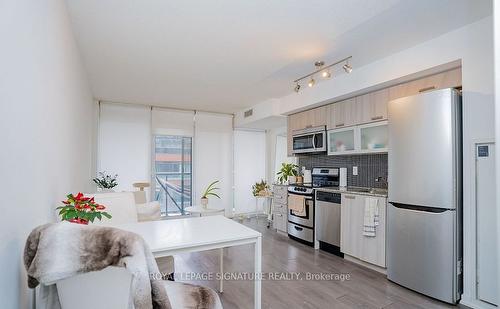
[388,202,449,213]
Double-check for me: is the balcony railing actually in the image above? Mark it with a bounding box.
[154,172,191,215]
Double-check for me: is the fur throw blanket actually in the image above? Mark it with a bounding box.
[24,222,172,309]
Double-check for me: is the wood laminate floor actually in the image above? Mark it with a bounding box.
[173,217,466,309]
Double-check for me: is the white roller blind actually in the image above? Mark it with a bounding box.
[234,130,266,214]
[98,103,151,193]
[194,112,233,216]
[152,107,194,136]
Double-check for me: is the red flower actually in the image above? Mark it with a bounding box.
[74,192,84,201]
[95,204,105,210]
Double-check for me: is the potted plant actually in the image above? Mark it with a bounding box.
[276,163,299,184]
[93,171,118,192]
[57,192,112,225]
[200,180,220,209]
[252,179,270,197]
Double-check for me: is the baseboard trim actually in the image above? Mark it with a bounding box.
[460,297,497,309]
[343,254,387,275]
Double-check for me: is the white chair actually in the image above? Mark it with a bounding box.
[55,266,223,309]
[88,192,174,277]
[57,267,133,309]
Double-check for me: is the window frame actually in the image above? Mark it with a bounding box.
[152,134,193,215]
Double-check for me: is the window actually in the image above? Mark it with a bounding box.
[153,135,192,215]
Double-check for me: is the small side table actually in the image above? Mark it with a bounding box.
[185,206,225,217]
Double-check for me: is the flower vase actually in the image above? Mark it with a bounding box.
[201,197,209,209]
[69,218,89,225]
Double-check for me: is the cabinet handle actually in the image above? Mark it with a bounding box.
[344,195,356,199]
[294,226,303,231]
[371,116,383,121]
[419,86,436,93]
[336,123,345,127]
[277,213,282,217]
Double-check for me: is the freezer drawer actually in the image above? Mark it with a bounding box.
[387,203,460,303]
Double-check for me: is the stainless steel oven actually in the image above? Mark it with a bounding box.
[287,188,315,244]
[288,194,314,227]
[292,126,326,154]
[287,168,339,246]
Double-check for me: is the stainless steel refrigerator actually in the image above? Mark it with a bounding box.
[387,88,462,304]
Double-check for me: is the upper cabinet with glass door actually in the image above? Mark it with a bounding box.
[359,121,388,153]
[327,127,357,155]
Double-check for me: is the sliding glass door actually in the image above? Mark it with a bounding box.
[153,135,192,215]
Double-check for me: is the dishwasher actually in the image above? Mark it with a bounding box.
[315,190,343,257]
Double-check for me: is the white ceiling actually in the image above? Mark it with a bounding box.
[66,0,491,113]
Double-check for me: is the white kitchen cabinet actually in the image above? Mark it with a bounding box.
[357,88,388,124]
[328,121,387,155]
[327,127,357,155]
[359,121,388,153]
[340,193,387,268]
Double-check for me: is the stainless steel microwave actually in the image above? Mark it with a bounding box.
[292,126,327,154]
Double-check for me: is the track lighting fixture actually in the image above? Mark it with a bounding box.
[293,56,352,93]
[343,59,353,73]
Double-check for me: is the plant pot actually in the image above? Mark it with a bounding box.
[200,197,209,209]
[296,176,304,184]
[99,188,115,193]
[69,218,89,225]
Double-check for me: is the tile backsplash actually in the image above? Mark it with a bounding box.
[298,153,388,188]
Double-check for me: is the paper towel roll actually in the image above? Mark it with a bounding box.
[303,169,312,184]
[340,167,347,188]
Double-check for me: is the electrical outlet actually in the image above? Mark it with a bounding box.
[353,166,358,176]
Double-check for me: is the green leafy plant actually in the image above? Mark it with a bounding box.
[276,163,299,184]
[201,180,221,199]
[252,179,270,197]
[93,171,118,189]
[56,192,112,224]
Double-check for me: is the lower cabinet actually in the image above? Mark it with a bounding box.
[273,211,287,233]
[272,185,288,233]
[340,194,386,267]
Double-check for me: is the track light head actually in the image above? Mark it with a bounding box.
[322,70,331,78]
[294,83,301,93]
[343,63,352,73]
[308,77,315,88]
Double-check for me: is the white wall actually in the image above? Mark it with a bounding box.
[234,130,267,214]
[494,1,500,300]
[0,1,94,308]
[237,16,495,307]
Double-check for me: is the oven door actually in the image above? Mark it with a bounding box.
[288,195,314,227]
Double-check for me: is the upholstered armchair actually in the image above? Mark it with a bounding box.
[88,192,174,278]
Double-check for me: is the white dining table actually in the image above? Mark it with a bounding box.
[112,215,263,309]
